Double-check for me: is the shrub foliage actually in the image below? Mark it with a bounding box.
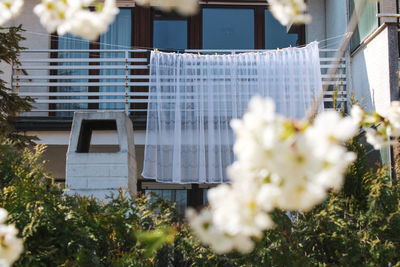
[1,23,399,267]
[1,136,400,266]
[0,26,35,146]
[0,139,179,266]
[172,138,400,266]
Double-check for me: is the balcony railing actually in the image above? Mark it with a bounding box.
[12,48,348,119]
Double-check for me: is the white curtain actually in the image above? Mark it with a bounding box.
[142,42,323,184]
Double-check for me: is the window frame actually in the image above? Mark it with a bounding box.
[188,4,305,50]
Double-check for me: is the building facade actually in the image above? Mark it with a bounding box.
[2,0,399,210]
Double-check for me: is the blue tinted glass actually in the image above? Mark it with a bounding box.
[265,10,298,49]
[154,20,187,49]
[99,9,132,109]
[100,9,132,49]
[203,8,254,49]
[57,34,90,115]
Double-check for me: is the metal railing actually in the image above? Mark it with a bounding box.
[12,48,347,117]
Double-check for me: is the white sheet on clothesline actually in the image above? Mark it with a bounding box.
[142,42,323,184]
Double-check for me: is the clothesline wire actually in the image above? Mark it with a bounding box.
[23,30,349,52]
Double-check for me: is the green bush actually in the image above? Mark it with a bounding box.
[1,135,400,266]
[171,137,400,266]
[0,26,36,147]
[0,139,178,266]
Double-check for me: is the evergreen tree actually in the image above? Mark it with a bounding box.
[0,25,35,146]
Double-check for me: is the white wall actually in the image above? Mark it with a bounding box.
[351,26,392,114]
[27,129,145,180]
[43,144,144,181]
[8,1,49,49]
[6,1,51,116]
[28,130,146,145]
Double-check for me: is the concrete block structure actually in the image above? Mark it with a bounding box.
[65,111,137,200]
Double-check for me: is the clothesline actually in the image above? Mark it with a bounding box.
[23,30,350,51]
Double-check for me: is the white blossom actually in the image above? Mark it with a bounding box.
[33,0,69,34]
[135,0,198,16]
[0,0,23,26]
[59,1,118,41]
[186,209,255,254]
[386,101,400,137]
[0,209,7,224]
[188,96,359,254]
[309,110,359,144]
[0,208,23,266]
[208,184,274,238]
[351,105,365,125]
[268,0,311,26]
[231,97,357,211]
[34,0,118,41]
[365,127,393,150]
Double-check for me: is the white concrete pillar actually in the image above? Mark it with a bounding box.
[65,111,137,200]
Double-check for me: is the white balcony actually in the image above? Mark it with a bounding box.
[12,48,348,119]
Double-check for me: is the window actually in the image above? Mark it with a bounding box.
[142,185,212,214]
[202,8,255,49]
[349,0,378,51]
[99,8,133,110]
[144,189,187,214]
[54,8,134,113]
[265,10,300,49]
[56,34,90,116]
[153,11,188,50]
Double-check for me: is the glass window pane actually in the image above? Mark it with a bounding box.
[154,20,187,50]
[265,10,299,49]
[99,9,132,110]
[349,0,378,51]
[100,9,132,49]
[145,189,187,214]
[203,189,209,205]
[203,8,254,49]
[57,34,90,116]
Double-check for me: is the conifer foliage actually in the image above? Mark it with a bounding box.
[0,25,35,146]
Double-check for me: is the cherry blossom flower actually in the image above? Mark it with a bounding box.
[365,127,393,150]
[268,0,311,26]
[0,0,24,26]
[34,0,118,41]
[351,105,365,125]
[386,101,400,137]
[135,0,198,16]
[186,209,255,254]
[351,103,400,149]
[0,208,23,266]
[188,96,359,254]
